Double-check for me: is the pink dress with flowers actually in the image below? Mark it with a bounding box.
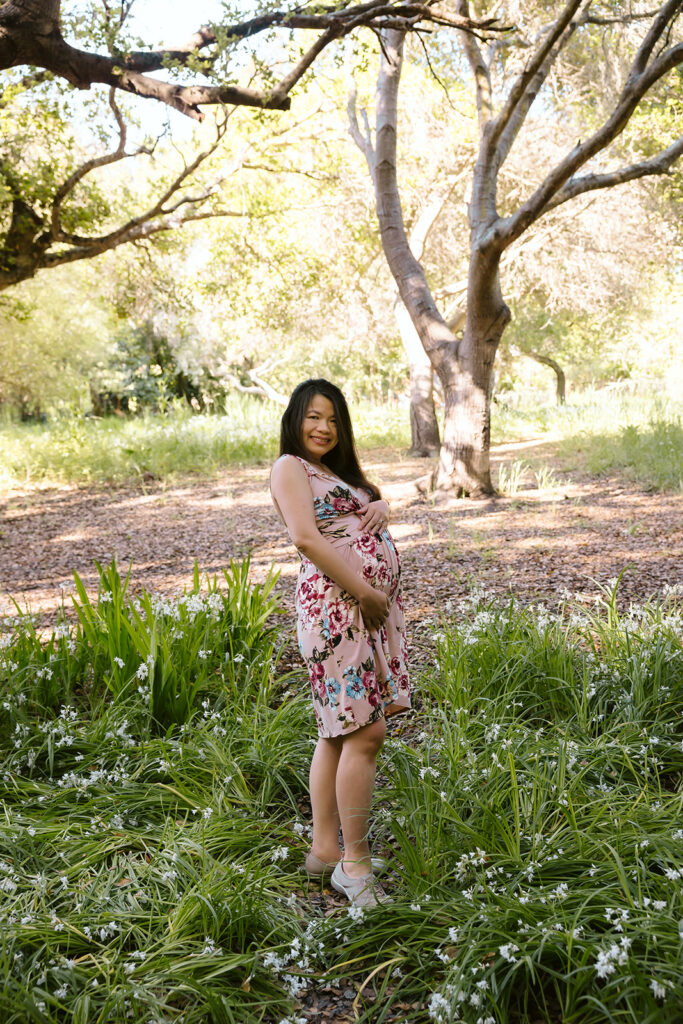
[273,454,411,738]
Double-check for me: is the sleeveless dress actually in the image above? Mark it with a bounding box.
[273,455,411,738]
[272,456,411,737]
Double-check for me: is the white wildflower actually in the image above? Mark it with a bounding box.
[650,979,669,1000]
[202,936,222,956]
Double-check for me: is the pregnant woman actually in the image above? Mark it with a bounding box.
[270,378,411,907]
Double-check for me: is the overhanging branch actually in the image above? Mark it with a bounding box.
[0,0,509,120]
[493,24,683,250]
[0,100,245,289]
[545,136,683,210]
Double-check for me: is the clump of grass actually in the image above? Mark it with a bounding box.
[496,459,529,495]
[344,580,683,1022]
[533,462,559,489]
[0,560,314,1022]
[569,418,683,492]
[0,397,282,488]
[1,568,682,1022]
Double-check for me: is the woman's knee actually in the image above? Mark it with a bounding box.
[348,717,386,755]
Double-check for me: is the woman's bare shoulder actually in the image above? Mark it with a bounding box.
[270,454,308,489]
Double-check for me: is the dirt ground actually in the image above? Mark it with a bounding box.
[2,443,681,640]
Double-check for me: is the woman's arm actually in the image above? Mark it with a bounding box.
[270,457,390,629]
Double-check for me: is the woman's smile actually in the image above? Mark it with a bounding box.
[302,395,338,462]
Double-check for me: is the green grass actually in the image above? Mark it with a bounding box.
[493,387,683,492]
[0,397,282,488]
[0,386,681,490]
[1,565,681,1022]
[0,396,412,488]
[2,387,681,491]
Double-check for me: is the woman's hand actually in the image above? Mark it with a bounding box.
[359,585,391,631]
[358,499,390,535]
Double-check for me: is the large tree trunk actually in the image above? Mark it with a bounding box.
[373,29,502,496]
[346,82,441,457]
[436,251,510,494]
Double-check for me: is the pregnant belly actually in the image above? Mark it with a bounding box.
[345,531,400,599]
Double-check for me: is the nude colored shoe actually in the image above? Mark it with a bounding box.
[330,862,391,907]
[303,852,388,879]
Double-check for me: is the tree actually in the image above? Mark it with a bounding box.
[0,0,498,290]
[357,2,683,494]
[0,90,247,289]
[0,0,488,119]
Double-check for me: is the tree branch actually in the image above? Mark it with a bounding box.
[486,0,584,161]
[51,114,231,250]
[456,0,493,127]
[0,101,244,289]
[545,136,683,210]
[37,206,255,273]
[347,80,376,183]
[0,0,506,119]
[49,88,148,238]
[631,0,683,75]
[494,25,683,249]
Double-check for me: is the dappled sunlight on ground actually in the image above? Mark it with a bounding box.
[1,450,681,637]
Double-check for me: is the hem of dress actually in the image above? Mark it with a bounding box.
[316,697,411,740]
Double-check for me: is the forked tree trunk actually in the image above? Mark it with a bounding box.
[371,2,683,496]
[435,259,510,494]
[373,29,502,495]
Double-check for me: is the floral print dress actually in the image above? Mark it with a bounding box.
[274,454,411,738]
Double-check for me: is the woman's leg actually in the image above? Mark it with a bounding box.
[309,735,344,863]
[337,717,386,878]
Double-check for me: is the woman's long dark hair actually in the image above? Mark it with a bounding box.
[279,379,381,501]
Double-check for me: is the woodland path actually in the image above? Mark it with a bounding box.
[2,444,681,641]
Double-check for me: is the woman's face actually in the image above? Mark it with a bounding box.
[301,393,338,463]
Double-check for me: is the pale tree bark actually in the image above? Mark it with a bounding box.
[395,300,440,455]
[348,85,448,455]
[370,28,503,494]
[368,2,683,496]
[357,32,463,478]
